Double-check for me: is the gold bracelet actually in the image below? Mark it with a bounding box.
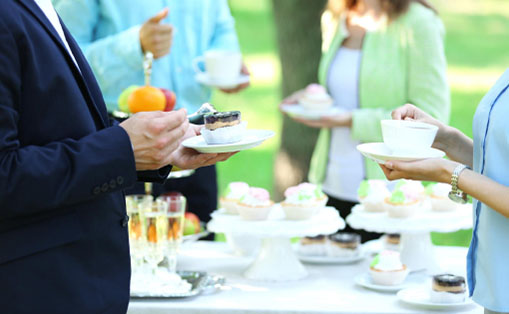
[448,164,470,204]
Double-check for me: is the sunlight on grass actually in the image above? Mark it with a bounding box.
[448,66,504,93]
[433,0,509,15]
[245,53,281,87]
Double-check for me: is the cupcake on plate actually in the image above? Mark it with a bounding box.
[281,183,328,220]
[219,182,250,214]
[384,180,424,218]
[425,183,458,212]
[327,233,361,258]
[201,110,247,144]
[298,235,328,256]
[236,187,273,221]
[431,274,466,303]
[298,84,333,111]
[357,180,390,212]
[369,250,409,285]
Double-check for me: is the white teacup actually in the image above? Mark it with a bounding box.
[381,120,438,155]
[193,50,242,83]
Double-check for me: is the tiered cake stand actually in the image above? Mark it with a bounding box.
[346,203,472,272]
[207,205,345,281]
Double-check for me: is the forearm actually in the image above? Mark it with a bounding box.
[436,126,473,167]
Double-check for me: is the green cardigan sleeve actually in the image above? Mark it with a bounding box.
[351,10,450,143]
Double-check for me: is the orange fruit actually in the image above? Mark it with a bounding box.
[127,86,166,113]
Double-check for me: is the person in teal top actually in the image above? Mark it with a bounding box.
[382,68,509,313]
[281,0,449,241]
[54,0,249,223]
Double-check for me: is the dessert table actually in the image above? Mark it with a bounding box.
[127,241,482,314]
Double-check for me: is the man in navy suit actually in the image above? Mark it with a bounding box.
[0,0,233,313]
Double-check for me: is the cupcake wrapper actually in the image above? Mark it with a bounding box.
[201,121,247,145]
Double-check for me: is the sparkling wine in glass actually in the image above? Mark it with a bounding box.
[157,194,186,273]
[141,199,168,274]
[126,195,153,273]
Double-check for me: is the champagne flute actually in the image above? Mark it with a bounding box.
[125,195,153,274]
[141,199,168,275]
[157,195,186,274]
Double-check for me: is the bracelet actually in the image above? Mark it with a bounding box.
[448,164,470,204]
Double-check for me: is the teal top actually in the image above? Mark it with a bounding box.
[53,0,239,113]
[309,3,450,184]
[468,68,509,312]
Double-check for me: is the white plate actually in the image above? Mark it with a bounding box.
[281,104,344,120]
[397,286,473,310]
[182,129,274,153]
[355,272,425,292]
[357,142,445,163]
[195,73,250,89]
[298,251,365,265]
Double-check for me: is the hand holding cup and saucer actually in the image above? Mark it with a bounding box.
[357,119,446,163]
[193,50,250,90]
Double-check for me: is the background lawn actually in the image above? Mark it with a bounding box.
[210,0,509,247]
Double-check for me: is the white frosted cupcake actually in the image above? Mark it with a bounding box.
[357,180,390,212]
[298,235,328,256]
[237,187,273,221]
[384,180,424,218]
[369,250,409,285]
[281,183,328,220]
[425,183,458,212]
[298,84,333,111]
[219,182,250,214]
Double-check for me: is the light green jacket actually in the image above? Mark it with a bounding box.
[309,3,450,184]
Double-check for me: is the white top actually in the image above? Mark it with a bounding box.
[322,47,363,202]
[34,0,81,71]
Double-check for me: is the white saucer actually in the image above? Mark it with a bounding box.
[281,104,344,120]
[397,286,473,310]
[356,142,445,163]
[182,129,274,153]
[354,272,424,292]
[298,251,365,265]
[195,73,250,89]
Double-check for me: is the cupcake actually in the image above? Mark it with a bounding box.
[425,183,458,212]
[298,84,333,111]
[357,180,390,212]
[384,180,424,218]
[298,235,327,256]
[236,187,273,221]
[369,250,409,285]
[281,183,328,220]
[431,274,466,303]
[327,233,361,257]
[201,111,246,144]
[219,182,249,214]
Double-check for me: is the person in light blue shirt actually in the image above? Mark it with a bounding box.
[380,69,509,314]
[54,0,249,223]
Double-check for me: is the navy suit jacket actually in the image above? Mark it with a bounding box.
[0,1,170,313]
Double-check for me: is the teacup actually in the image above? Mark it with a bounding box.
[193,50,242,83]
[381,120,438,155]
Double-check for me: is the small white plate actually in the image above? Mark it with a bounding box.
[281,104,344,120]
[182,129,274,153]
[356,142,445,163]
[298,251,365,265]
[355,272,424,292]
[195,73,250,89]
[397,286,473,310]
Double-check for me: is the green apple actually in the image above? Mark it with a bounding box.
[183,218,196,235]
[117,85,139,113]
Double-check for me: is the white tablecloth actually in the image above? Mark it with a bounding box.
[128,241,482,314]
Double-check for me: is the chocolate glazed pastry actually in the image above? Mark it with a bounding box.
[329,233,361,249]
[204,111,241,130]
[431,274,467,303]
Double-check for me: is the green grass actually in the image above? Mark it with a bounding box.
[212,0,508,247]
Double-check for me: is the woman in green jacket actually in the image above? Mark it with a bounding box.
[282,0,449,240]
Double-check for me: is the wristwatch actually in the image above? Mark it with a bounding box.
[448,164,470,204]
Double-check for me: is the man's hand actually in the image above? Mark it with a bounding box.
[119,109,188,171]
[168,124,237,169]
[139,8,173,59]
[219,62,250,94]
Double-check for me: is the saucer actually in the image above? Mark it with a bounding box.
[281,104,344,120]
[356,142,445,163]
[397,286,473,310]
[182,129,274,153]
[354,272,423,292]
[195,73,250,89]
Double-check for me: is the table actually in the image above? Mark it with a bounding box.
[128,241,482,314]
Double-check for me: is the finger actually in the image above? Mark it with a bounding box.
[159,109,187,132]
[149,8,169,24]
[241,63,250,75]
[155,24,173,35]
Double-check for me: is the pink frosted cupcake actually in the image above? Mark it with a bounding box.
[384,180,424,218]
[219,182,250,214]
[357,180,390,212]
[281,183,328,220]
[299,84,333,111]
[237,187,274,221]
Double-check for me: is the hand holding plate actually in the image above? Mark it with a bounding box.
[380,158,458,183]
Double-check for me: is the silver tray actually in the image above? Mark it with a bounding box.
[130,271,225,299]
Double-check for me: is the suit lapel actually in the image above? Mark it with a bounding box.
[17,0,107,129]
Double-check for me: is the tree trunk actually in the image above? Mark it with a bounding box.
[272,0,327,200]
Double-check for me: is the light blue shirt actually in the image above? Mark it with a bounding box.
[53,0,239,113]
[469,68,509,312]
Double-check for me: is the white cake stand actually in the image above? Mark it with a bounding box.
[207,205,345,281]
[346,203,472,272]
